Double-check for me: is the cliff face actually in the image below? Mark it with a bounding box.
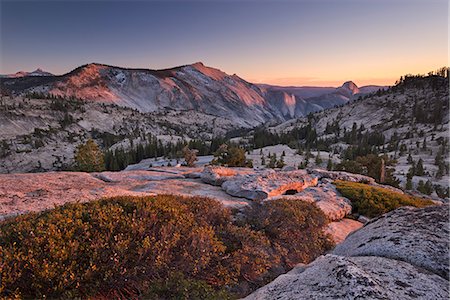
[245,204,449,299]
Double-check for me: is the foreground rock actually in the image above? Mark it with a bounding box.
[269,181,352,221]
[334,205,449,279]
[222,169,318,200]
[201,166,234,185]
[324,219,363,244]
[245,205,449,299]
[245,254,448,300]
[0,169,249,219]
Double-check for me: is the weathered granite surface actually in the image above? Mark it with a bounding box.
[245,254,448,300]
[269,181,352,221]
[334,205,449,280]
[245,205,449,299]
[222,169,318,200]
[308,168,376,184]
[324,218,363,244]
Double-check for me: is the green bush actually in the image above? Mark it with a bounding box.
[0,195,332,299]
[334,180,434,218]
[212,144,253,167]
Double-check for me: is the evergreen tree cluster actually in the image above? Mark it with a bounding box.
[104,134,227,171]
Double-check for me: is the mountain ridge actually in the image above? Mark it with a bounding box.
[0,62,386,126]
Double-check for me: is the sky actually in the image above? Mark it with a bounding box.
[0,0,448,87]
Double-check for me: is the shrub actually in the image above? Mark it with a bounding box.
[212,144,253,167]
[0,195,333,299]
[334,180,434,218]
[182,145,198,167]
[242,200,334,269]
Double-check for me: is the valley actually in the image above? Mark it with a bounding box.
[2,1,448,298]
[1,66,447,199]
[0,64,448,299]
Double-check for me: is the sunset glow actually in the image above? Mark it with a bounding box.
[1,0,448,86]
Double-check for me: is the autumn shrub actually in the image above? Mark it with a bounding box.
[242,200,334,269]
[334,180,434,218]
[0,195,333,299]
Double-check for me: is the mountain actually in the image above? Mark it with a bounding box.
[268,74,449,194]
[1,68,54,78]
[258,84,337,99]
[261,81,387,115]
[1,63,282,127]
[0,63,385,126]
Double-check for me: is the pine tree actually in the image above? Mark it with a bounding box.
[315,152,322,165]
[74,139,104,172]
[268,154,277,168]
[407,153,413,164]
[417,180,426,193]
[276,156,285,169]
[326,158,333,170]
[415,158,425,176]
[405,174,413,190]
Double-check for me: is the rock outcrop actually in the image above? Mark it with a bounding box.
[0,168,249,218]
[245,254,448,300]
[333,205,449,279]
[269,181,352,221]
[0,166,360,243]
[245,205,449,299]
[324,219,363,244]
[200,166,238,186]
[308,168,375,184]
[221,170,318,200]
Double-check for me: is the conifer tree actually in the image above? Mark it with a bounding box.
[74,139,104,172]
[415,158,425,176]
[326,158,333,171]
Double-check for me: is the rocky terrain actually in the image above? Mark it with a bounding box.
[265,74,449,195]
[0,166,375,243]
[0,62,383,128]
[0,95,241,173]
[245,204,449,299]
[260,81,386,116]
[1,166,446,298]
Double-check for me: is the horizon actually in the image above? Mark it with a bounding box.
[3,60,448,88]
[1,0,448,86]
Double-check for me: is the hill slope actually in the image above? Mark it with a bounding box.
[267,73,449,196]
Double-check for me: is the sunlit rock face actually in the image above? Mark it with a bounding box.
[0,62,385,127]
[221,169,318,200]
[9,166,422,246]
[245,205,449,300]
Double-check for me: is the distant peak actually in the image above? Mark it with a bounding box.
[340,81,359,94]
[342,81,358,89]
[192,62,204,67]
